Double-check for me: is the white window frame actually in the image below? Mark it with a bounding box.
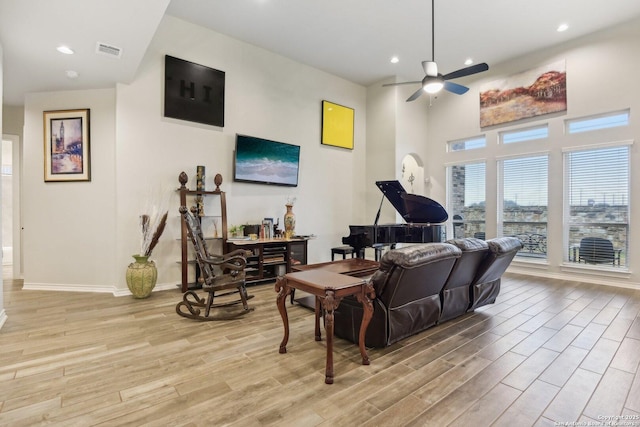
[447,135,486,152]
[497,152,549,261]
[562,140,632,269]
[500,124,549,144]
[565,109,630,134]
[446,160,487,239]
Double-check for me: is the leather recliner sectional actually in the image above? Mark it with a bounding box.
[333,237,523,348]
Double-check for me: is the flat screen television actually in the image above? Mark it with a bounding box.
[233,134,301,187]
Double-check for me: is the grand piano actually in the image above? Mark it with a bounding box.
[342,180,448,258]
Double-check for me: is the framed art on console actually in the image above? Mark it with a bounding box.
[43,108,91,182]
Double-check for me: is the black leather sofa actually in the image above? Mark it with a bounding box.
[333,237,523,348]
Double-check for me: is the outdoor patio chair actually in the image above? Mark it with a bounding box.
[578,237,621,266]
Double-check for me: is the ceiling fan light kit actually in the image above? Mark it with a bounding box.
[423,76,444,94]
[383,0,489,102]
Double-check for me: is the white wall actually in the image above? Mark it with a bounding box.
[365,78,433,226]
[112,15,366,291]
[426,17,640,288]
[0,42,5,327]
[365,78,398,224]
[16,14,640,294]
[22,89,117,291]
[18,15,367,293]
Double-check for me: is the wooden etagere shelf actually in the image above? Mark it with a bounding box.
[177,171,228,292]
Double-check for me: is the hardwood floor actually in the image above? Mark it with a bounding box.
[1,273,640,426]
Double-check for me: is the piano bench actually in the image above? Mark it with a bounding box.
[373,244,385,261]
[331,246,355,260]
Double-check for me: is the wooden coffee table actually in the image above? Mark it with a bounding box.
[275,269,375,384]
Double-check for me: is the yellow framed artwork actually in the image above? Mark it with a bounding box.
[321,100,354,149]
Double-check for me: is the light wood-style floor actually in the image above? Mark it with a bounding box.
[1,273,640,426]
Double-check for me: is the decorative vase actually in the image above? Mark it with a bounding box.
[196,165,205,191]
[126,255,158,298]
[284,204,296,238]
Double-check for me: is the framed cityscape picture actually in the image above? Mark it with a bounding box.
[43,109,91,182]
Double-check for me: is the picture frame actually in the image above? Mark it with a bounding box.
[321,100,354,149]
[262,218,274,239]
[43,109,91,182]
[479,60,566,128]
[164,55,225,127]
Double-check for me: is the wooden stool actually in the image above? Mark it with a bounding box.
[331,246,355,260]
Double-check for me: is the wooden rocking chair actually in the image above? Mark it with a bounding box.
[176,206,254,320]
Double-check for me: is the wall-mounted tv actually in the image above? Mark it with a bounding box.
[233,134,301,187]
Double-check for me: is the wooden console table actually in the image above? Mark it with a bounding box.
[275,270,375,384]
[227,238,308,285]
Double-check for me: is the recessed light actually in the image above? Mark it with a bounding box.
[57,45,74,55]
[65,70,79,79]
[557,23,569,32]
[390,56,399,64]
[464,58,473,66]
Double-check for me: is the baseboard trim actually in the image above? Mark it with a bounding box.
[506,266,640,290]
[22,281,178,297]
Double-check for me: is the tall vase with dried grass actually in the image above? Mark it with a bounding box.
[126,191,170,298]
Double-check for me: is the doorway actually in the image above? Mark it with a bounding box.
[2,134,21,279]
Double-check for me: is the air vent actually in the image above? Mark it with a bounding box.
[96,42,122,59]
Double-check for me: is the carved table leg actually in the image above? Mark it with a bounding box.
[314,296,322,341]
[275,276,291,354]
[322,291,341,384]
[356,282,376,365]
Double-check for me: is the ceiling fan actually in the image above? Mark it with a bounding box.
[383,0,489,102]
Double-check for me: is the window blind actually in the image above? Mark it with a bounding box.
[500,155,549,259]
[565,145,629,267]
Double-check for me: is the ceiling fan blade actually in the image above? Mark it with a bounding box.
[406,87,424,102]
[422,61,438,77]
[382,81,422,87]
[443,62,489,80]
[444,81,469,95]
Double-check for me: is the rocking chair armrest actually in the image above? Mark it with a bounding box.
[201,255,247,270]
[225,249,252,259]
[220,261,246,272]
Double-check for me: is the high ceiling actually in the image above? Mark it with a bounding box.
[2,0,640,106]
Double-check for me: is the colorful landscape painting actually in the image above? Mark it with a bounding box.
[480,60,567,128]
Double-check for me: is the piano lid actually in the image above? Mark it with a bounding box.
[375,180,448,224]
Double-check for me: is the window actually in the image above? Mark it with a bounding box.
[564,145,630,268]
[501,125,549,144]
[447,162,485,239]
[448,136,486,152]
[499,155,548,259]
[566,110,630,134]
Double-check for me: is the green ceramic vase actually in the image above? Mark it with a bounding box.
[126,255,158,298]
